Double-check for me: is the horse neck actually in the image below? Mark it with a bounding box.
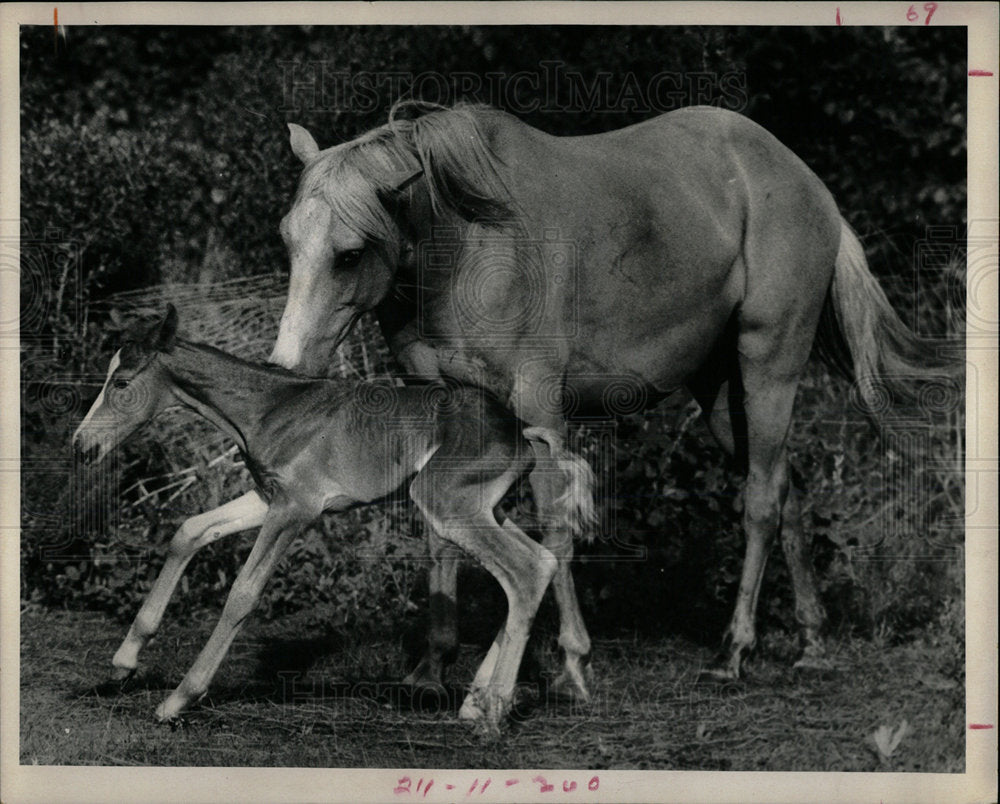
[161,341,293,453]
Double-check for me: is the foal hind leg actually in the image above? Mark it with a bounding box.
[689,372,827,674]
[410,461,556,728]
[112,490,268,679]
[402,530,460,691]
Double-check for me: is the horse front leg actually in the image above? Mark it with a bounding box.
[155,504,299,722]
[402,529,460,691]
[112,490,268,679]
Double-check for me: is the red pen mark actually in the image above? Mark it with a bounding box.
[969,723,994,729]
[563,780,578,792]
[588,776,600,791]
[835,7,841,25]
[969,70,995,77]
[907,3,937,24]
[532,775,555,793]
[505,779,519,787]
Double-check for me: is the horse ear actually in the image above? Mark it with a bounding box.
[288,123,320,164]
[384,167,424,193]
[154,303,179,351]
[377,167,424,212]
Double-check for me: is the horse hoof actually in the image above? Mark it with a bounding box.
[698,665,740,683]
[793,654,835,673]
[402,671,447,697]
[110,665,136,683]
[550,669,591,703]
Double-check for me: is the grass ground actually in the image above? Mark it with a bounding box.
[19,607,963,771]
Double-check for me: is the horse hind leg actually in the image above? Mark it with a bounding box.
[780,483,830,671]
[529,443,592,703]
[689,364,826,678]
[402,530,460,692]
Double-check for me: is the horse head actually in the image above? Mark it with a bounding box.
[270,104,515,375]
[73,305,179,465]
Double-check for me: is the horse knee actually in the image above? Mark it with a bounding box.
[743,496,780,536]
[743,466,789,536]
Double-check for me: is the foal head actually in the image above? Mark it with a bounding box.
[73,305,180,465]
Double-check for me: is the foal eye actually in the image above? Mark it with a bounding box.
[112,378,130,390]
[338,249,363,268]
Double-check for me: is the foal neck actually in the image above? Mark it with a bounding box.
[161,341,311,454]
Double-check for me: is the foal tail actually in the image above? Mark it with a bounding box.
[522,427,597,538]
[814,218,960,416]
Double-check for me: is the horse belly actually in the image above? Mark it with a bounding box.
[566,213,743,395]
[566,285,737,401]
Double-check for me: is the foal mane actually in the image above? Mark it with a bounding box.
[298,102,518,251]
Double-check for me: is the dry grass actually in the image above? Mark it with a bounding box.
[20,607,963,771]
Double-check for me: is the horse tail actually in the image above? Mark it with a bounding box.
[814,218,959,415]
[522,427,597,539]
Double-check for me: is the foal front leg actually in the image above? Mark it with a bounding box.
[155,505,299,721]
[112,491,267,679]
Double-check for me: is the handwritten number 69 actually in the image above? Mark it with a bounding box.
[907,3,938,24]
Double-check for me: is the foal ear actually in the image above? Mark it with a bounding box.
[153,303,179,351]
[288,123,320,164]
[108,307,126,331]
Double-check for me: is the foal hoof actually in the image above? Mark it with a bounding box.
[155,695,189,723]
[458,692,488,722]
[110,665,136,683]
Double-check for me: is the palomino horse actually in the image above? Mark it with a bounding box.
[262,102,951,693]
[73,305,595,726]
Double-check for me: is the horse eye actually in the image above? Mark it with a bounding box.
[338,249,363,268]
[113,378,130,390]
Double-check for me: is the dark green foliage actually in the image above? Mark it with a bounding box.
[20,26,964,652]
